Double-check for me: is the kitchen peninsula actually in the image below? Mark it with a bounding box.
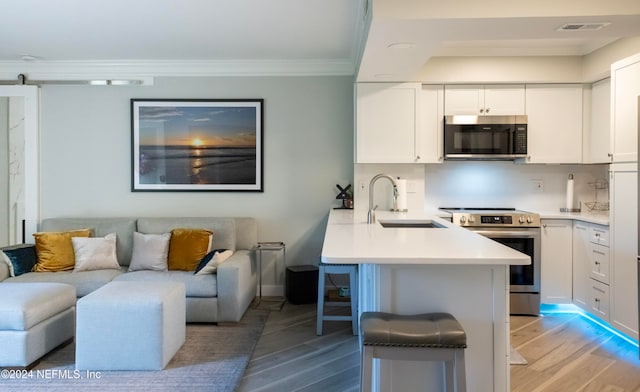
[321,209,530,392]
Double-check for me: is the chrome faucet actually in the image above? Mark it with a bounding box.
[367,174,398,224]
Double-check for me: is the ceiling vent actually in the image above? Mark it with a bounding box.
[557,22,611,31]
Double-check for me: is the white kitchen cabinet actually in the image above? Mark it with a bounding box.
[419,85,444,163]
[590,279,611,321]
[443,84,525,115]
[541,219,573,304]
[610,164,638,339]
[584,78,612,164]
[590,243,610,284]
[573,221,612,322]
[525,84,583,164]
[610,53,640,163]
[572,222,590,310]
[356,83,421,163]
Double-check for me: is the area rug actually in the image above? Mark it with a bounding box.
[510,345,528,365]
[0,308,269,392]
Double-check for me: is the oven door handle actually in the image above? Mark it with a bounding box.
[472,230,540,238]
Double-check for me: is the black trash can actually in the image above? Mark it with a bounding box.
[286,265,319,305]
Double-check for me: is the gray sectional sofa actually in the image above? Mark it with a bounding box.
[0,217,258,323]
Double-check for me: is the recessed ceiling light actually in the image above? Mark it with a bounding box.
[20,54,40,62]
[557,22,611,31]
[387,42,416,49]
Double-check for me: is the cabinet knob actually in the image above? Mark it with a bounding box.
[479,108,484,113]
[485,107,490,113]
[542,224,547,228]
[416,155,421,161]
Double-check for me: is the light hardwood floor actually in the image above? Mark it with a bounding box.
[239,303,640,392]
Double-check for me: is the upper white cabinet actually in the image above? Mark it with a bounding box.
[584,78,612,164]
[525,84,583,164]
[356,83,421,163]
[419,85,445,163]
[610,53,640,163]
[356,83,444,164]
[541,219,573,304]
[444,85,525,115]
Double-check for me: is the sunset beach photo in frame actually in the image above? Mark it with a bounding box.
[131,99,263,192]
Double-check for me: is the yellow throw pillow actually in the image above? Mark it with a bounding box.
[167,228,213,271]
[33,229,92,272]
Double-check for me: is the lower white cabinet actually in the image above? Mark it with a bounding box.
[610,165,638,339]
[573,221,611,322]
[590,244,610,284]
[589,279,610,321]
[572,222,590,310]
[541,219,573,304]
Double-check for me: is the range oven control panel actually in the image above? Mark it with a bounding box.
[452,212,540,228]
[480,215,512,224]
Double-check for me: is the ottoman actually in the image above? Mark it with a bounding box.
[75,281,186,371]
[0,282,76,367]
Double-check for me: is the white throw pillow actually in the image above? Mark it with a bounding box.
[72,233,120,272]
[128,232,171,272]
[194,250,234,275]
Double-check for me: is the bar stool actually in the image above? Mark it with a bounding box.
[360,312,467,392]
[316,263,358,335]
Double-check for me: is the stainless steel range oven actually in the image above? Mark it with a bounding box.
[442,208,541,315]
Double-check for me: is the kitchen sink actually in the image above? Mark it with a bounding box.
[378,219,447,228]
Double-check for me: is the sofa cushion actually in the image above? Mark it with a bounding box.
[128,232,170,272]
[1,244,37,277]
[33,229,91,272]
[137,218,237,251]
[41,218,137,267]
[72,233,120,272]
[0,282,76,330]
[194,249,233,275]
[114,270,217,297]
[167,228,213,271]
[4,268,126,297]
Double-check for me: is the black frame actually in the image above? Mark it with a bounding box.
[131,98,263,192]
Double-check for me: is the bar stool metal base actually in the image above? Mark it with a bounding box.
[316,263,358,335]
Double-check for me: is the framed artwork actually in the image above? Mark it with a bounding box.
[131,99,263,192]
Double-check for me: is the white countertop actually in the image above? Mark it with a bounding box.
[537,210,609,226]
[428,206,610,226]
[321,209,530,265]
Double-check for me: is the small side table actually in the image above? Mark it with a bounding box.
[254,241,286,309]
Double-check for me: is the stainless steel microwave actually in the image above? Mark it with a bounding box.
[444,115,528,160]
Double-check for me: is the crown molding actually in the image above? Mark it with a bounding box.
[0,59,356,82]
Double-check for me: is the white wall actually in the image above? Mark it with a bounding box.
[354,162,610,215]
[417,38,640,84]
[0,97,7,245]
[418,56,585,84]
[423,162,609,213]
[39,76,354,293]
[584,37,640,81]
